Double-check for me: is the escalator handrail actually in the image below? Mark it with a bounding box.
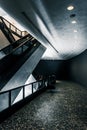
[14,34,32,44]
[0,37,33,60]
[0,16,15,43]
[0,33,35,58]
[0,16,28,37]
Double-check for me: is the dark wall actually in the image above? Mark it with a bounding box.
[33,60,69,80]
[34,49,87,87]
[68,49,87,87]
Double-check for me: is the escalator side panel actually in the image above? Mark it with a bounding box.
[1,44,46,92]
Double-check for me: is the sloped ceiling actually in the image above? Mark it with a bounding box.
[0,0,87,60]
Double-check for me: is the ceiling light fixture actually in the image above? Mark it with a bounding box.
[74,30,77,32]
[72,20,77,24]
[67,6,74,11]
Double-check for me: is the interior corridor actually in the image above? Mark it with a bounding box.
[0,81,87,130]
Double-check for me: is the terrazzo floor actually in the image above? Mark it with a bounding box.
[0,81,87,130]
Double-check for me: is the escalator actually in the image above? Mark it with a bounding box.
[0,16,46,90]
[0,33,34,59]
[0,42,46,108]
[0,16,34,59]
[0,16,40,60]
[0,17,46,106]
[0,16,28,43]
[0,36,45,89]
[0,17,47,119]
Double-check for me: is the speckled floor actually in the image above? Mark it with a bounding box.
[0,81,87,130]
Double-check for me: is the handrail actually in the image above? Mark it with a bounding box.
[0,16,15,43]
[0,32,35,58]
[0,75,56,114]
[0,16,35,56]
[0,35,34,60]
[0,80,43,94]
[0,79,47,112]
[14,34,32,44]
[0,16,28,37]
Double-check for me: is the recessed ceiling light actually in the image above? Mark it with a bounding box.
[67,6,74,11]
[72,20,77,24]
[74,30,77,32]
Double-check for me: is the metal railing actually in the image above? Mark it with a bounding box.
[0,79,48,112]
[0,32,37,60]
[0,16,28,37]
[0,16,36,58]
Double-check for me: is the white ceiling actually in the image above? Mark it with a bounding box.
[0,0,87,60]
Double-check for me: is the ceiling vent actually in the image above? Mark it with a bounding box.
[70,14,76,18]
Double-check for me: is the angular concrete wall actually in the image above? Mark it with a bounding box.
[1,44,46,91]
[0,44,46,111]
